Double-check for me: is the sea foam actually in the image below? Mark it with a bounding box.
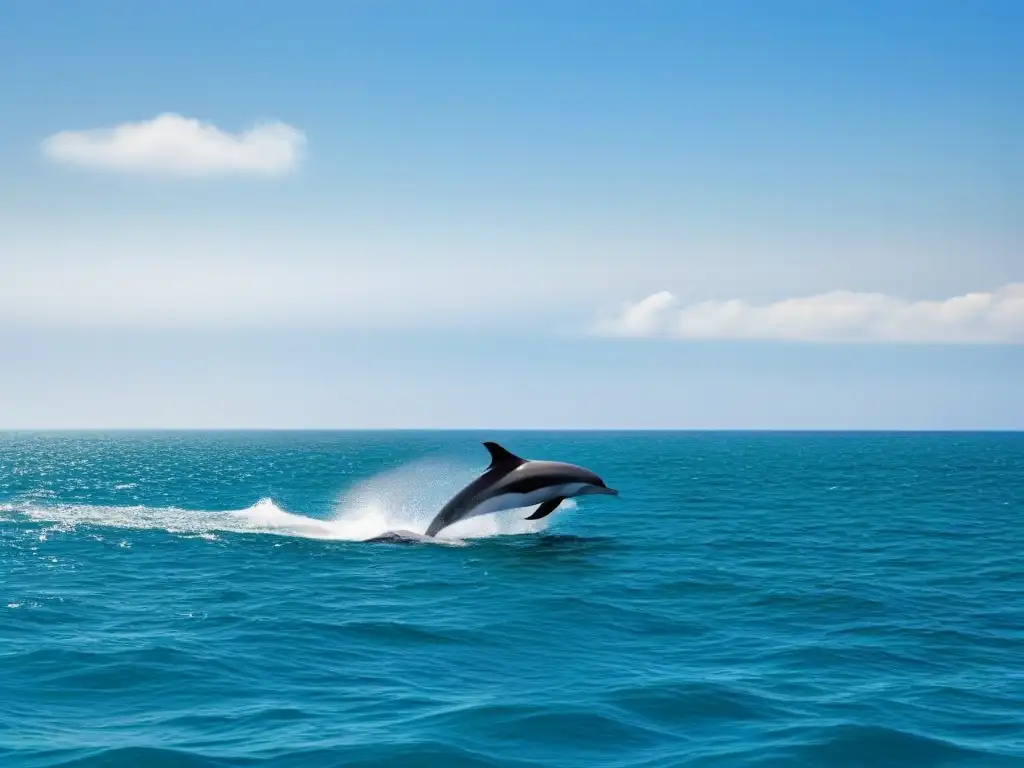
[0,458,576,544]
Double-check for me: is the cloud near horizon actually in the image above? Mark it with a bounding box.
[41,113,305,176]
[592,285,1024,344]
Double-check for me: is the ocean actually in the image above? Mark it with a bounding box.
[1,431,1022,767]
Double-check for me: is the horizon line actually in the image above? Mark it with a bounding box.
[1,427,1021,434]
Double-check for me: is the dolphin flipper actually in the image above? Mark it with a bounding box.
[525,497,564,520]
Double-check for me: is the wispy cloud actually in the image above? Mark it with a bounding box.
[41,113,305,176]
[0,246,595,331]
[592,285,1024,344]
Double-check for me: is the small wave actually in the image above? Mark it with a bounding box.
[43,746,229,768]
[786,723,1009,766]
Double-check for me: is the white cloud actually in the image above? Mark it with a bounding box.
[593,284,1024,344]
[41,113,305,176]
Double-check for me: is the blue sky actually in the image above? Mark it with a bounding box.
[0,0,1021,428]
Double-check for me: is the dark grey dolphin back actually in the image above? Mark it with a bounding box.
[485,460,605,496]
[423,442,527,537]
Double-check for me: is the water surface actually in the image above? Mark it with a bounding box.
[2,431,1022,767]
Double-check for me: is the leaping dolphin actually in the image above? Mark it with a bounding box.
[421,441,618,538]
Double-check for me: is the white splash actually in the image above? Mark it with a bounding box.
[327,457,576,541]
[0,459,577,545]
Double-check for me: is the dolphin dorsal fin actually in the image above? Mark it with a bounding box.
[482,441,526,471]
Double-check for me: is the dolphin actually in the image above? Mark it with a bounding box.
[421,441,618,538]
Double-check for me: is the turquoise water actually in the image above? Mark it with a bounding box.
[2,431,1022,767]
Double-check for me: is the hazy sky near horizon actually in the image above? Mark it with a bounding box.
[1,0,1021,428]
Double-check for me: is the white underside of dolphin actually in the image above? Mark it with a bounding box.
[460,481,593,521]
